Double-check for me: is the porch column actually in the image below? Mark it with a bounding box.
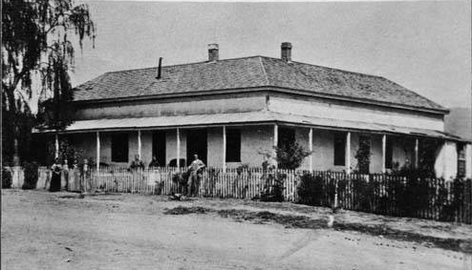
[346,132,351,174]
[308,128,313,172]
[222,126,227,171]
[176,128,181,168]
[96,131,100,171]
[382,134,387,173]
[274,124,278,168]
[137,130,142,160]
[414,138,419,168]
[55,133,59,159]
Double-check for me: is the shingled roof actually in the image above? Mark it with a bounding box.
[74,56,446,113]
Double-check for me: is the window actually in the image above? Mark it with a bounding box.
[386,137,393,169]
[111,133,128,162]
[334,134,346,166]
[226,129,241,162]
[457,143,466,178]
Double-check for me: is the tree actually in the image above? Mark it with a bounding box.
[2,0,95,165]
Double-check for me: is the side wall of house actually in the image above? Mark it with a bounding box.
[268,95,444,131]
[75,95,267,120]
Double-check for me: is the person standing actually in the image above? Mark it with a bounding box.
[148,156,160,168]
[129,154,145,171]
[62,159,69,191]
[187,154,205,197]
[129,155,144,193]
[49,158,62,192]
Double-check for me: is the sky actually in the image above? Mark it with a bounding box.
[71,1,471,109]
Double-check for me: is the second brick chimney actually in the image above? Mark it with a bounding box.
[208,44,219,62]
[281,42,292,62]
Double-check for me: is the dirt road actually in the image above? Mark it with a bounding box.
[1,190,470,269]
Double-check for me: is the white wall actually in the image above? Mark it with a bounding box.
[240,126,274,167]
[269,96,444,131]
[207,127,224,168]
[435,141,458,179]
[369,134,383,174]
[310,129,346,172]
[76,96,266,120]
[166,129,187,166]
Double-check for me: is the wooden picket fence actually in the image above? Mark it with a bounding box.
[300,171,472,224]
[87,167,300,201]
[34,166,472,224]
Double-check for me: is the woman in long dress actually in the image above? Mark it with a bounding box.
[50,159,62,192]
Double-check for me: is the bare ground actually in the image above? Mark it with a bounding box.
[2,189,472,270]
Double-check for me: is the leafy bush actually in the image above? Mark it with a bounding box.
[172,171,189,193]
[351,176,376,211]
[275,142,311,170]
[297,173,320,205]
[22,162,39,190]
[260,171,285,202]
[297,173,338,207]
[354,136,370,174]
[47,139,83,167]
[2,168,12,188]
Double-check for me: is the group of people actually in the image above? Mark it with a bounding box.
[49,158,84,192]
[128,155,161,170]
[127,153,206,197]
[119,153,207,197]
[50,153,206,197]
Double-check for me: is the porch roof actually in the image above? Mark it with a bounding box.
[34,111,464,141]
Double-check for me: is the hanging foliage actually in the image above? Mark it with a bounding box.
[355,135,371,174]
[2,0,96,164]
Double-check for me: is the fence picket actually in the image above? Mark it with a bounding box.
[29,166,464,224]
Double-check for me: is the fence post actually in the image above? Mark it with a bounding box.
[334,173,339,209]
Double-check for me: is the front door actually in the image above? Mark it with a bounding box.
[186,129,207,166]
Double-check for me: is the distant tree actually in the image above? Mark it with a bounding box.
[2,0,96,165]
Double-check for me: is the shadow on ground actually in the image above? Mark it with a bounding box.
[164,206,472,254]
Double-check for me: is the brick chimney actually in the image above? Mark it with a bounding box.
[208,44,219,62]
[281,42,292,62]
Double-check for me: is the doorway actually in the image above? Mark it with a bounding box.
[186,129,207,166]
[152,131,166,166]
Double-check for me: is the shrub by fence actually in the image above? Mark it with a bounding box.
[2,168,12,188]
[22,162,39,190]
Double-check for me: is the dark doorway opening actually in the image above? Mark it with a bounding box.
[278,127,296,149]
[152,131,166,167]
[186,129,207,166]
[111,133,129,163]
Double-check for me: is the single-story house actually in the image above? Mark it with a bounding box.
[36,43,472,178]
